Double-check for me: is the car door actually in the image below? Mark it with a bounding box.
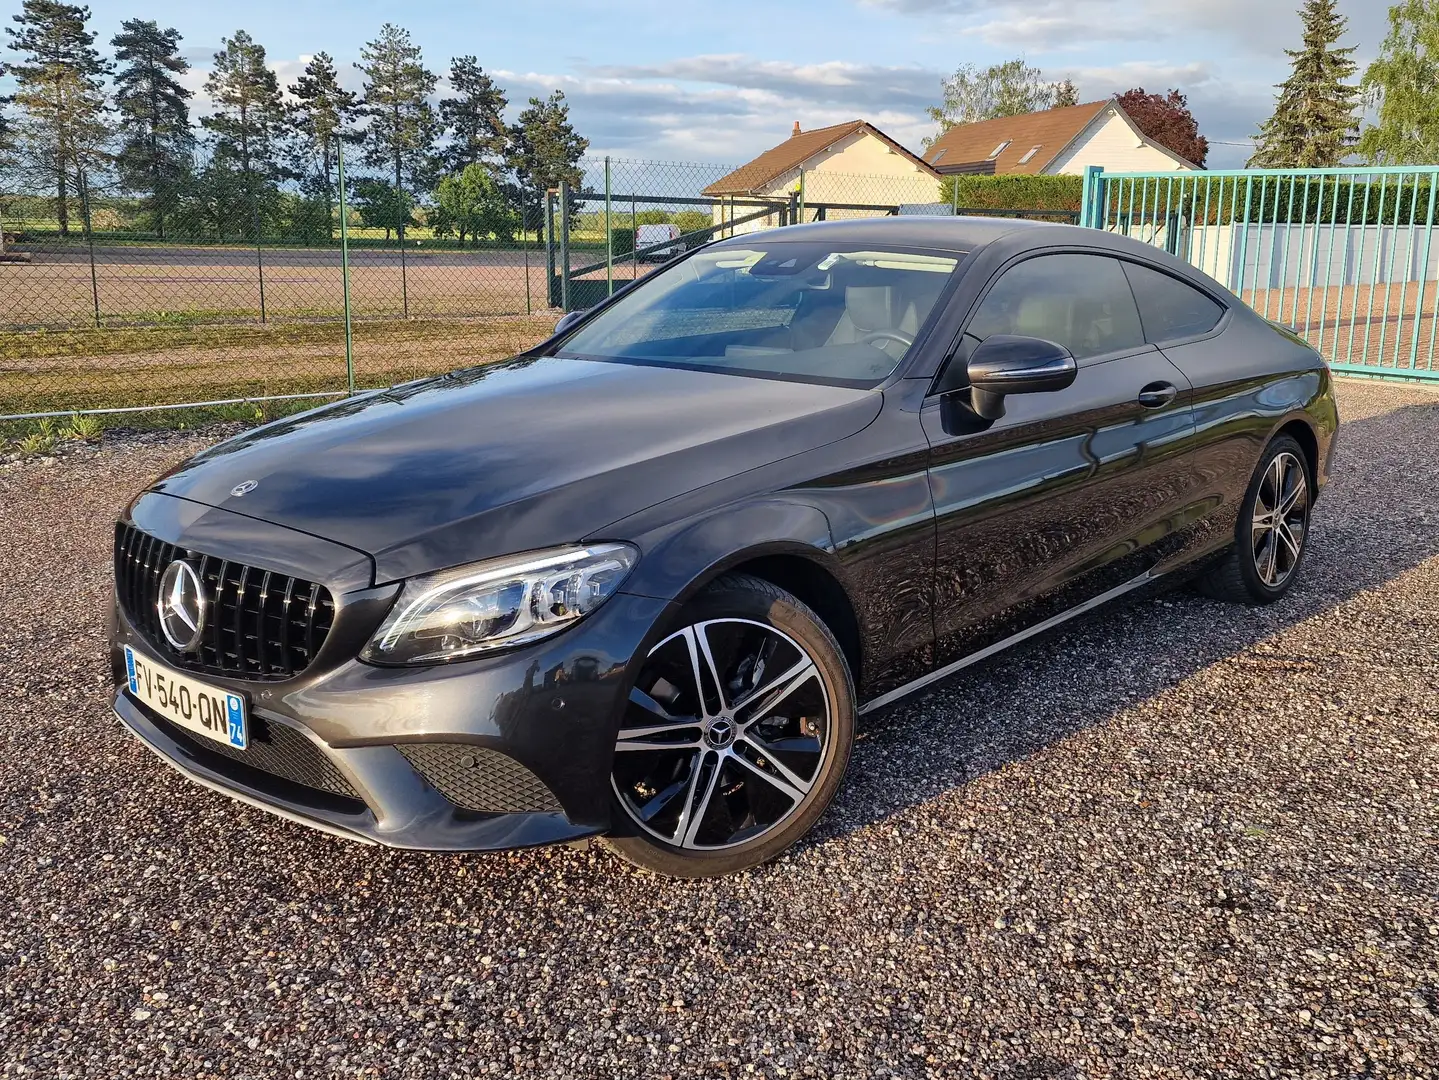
[921,252,1200,667]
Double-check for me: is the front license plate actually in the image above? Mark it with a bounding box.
[124,646,248,750]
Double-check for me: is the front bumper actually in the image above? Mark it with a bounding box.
[110,529,675,851]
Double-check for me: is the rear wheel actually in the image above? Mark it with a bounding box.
[602,574,854,878]
[1196,434,1313,605]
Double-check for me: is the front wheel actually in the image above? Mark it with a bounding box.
[1196,434,1313,605]
[602,574,855,878]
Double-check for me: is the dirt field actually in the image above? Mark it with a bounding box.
[1,244,659,328]
[1245,282,1439,374]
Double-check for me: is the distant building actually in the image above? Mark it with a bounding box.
[923,100,1200,177]
[703,120,942,233]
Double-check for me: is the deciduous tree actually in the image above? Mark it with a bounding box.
[431,163,517,244]
[111,19,193,238]
[1356,0,1439,165]
[926,59,1065,144]
[1249,0,1358,168]
[5,0,109,235]
[1114,88,1209,167]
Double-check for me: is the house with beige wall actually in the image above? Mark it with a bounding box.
[923,100,1199,177]
[703,121,942,234]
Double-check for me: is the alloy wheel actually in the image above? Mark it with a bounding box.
[1251,450,1309,588]
[611,618,832,851]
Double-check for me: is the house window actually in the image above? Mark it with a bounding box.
[1017,145,1042,165]
[931,148,947,164]
[988,140,1011,158]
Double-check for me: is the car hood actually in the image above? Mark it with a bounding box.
[154,356,880,583]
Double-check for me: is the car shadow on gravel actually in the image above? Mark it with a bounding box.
[812,395,1439,846]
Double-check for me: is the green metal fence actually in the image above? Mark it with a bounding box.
[1080,165,1439,382]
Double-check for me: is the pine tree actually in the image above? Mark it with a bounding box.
[111,19,193,238]
[201,32,285,237]
[439,56,509,175]
[1356,0,1439,165]
[287,52,357,230]
[1052,78,1080,108]
[356,23,439,235]
[1249,0,1358,168]
[509,90,588,238]
[5,0,109,236]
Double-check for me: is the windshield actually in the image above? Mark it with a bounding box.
[555,242,964,386]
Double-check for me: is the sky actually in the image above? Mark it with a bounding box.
[2,0,1393,171]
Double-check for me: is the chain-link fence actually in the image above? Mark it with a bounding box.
[1,155,1051,419]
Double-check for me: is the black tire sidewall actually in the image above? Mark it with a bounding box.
[603,576,856,878]
[1236,435,1312,603]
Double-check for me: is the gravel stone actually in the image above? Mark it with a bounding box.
[1,380,1436,1078]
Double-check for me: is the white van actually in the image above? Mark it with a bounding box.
[635,223,684,261]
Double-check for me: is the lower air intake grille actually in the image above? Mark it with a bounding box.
[397,744,561,813]
[148,709,360,800]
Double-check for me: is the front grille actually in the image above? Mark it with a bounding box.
[115,523,336,681]
[146,707,361,801]
[398,744,562,813]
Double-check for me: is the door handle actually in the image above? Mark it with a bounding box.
[1137,382,1178,409]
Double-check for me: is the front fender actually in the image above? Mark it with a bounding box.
[610,498,839,604]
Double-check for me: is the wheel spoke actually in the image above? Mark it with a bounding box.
[634,756,700,826]
[680,752,724,848]
[614,724,703,751]
[1256,531,1278,584]
[1276,520,1302,560]
[693,622,731,714]
[730,743,810,805]
[629,686,681,723]
[735,658,817,729]
[1279,474,1307,516]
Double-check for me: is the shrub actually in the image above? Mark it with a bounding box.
[939,174,1085,213]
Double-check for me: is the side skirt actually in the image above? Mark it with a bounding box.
[857,569,1161,716]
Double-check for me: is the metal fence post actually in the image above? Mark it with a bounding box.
[250,183,267,323]
[78,169,101,328]
[398,179,410,319]
[950,174,960,217]
[605,157,613,297]
[336,138,355,395]
[559,180,571,313]
[524,202,532,315]
[798,168,805,222]
[1080,165,1103,229]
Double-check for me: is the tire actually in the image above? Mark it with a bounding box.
[601,573,856,878]
[1195,434,1313,605]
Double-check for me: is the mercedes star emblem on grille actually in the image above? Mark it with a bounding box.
[230,480,258,497]
[157,560,207,651]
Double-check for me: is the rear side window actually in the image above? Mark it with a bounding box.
[966,253,1145,361]
[1122,261,1224,343]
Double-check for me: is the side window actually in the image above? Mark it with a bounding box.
[1121,261,1224,343]
[966,254,1145,361]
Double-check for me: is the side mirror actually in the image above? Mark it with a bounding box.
[554,309,588,336]
[966,335,1077,420]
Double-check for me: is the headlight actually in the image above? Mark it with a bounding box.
[362,544,638,666]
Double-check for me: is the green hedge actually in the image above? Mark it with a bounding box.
[938,174,1085,213]
[1105,176,1439,226]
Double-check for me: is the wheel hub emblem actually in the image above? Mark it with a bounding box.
[157,560,207,651]
[705,717,735,749]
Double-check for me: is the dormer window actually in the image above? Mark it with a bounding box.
[931,148,947,164]
[988,140,1011,159]
[1017,145,1042,165]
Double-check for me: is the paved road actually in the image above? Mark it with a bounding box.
[1,381,1436,1077]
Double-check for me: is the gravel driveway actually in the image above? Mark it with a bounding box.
[2,380,1436,1079]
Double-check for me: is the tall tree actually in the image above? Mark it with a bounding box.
[201,31,284,236]
[508,89,588,233]
[356,23,439,220]
[439,55,509,175]
[286,51,357,230]
[111,19,193,238]
[1357,0,1439,165]
[1249,0,1358,167]
[926,59,1061,144]
[5,0,109,236]
[1052,78,1080,109]
[1114,88,1209,167]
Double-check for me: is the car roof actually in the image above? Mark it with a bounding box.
[709,215,1063,254]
